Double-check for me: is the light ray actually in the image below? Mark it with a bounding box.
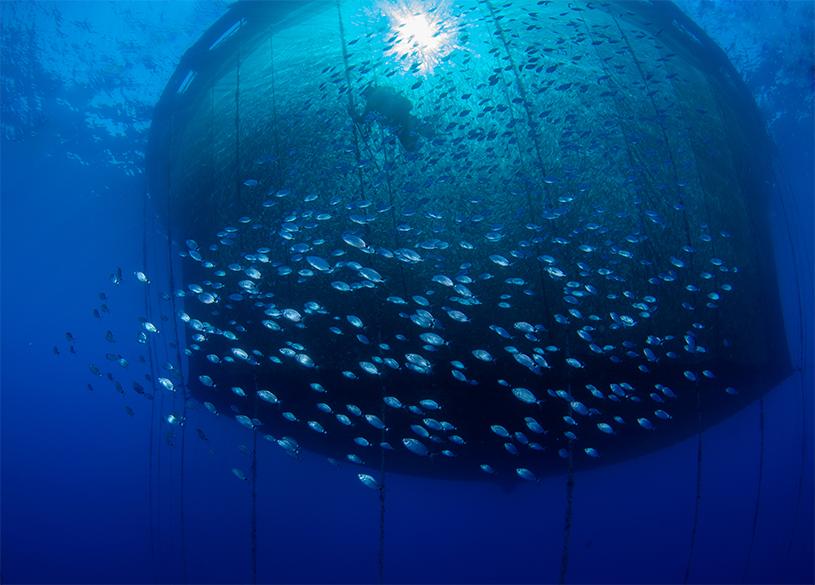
[380,1,457,74]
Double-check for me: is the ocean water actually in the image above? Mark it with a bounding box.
[1,1,813,584]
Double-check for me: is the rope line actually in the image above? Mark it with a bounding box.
[559,442,575,584]
[142,192,158,584]
[744,398,765,580]
[683,385,703,584]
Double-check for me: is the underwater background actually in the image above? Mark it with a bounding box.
[1,1,813,584]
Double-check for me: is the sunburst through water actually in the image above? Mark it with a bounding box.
[381,1,458,74]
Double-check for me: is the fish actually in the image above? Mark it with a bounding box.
[357,473,380,489]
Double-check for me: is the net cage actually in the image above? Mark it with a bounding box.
[146,0,791,477]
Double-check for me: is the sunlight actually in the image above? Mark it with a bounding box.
[381,1,456,74]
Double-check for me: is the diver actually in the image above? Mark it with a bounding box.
[349,84,434,151]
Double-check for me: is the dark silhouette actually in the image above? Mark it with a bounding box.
[351,85,434,151]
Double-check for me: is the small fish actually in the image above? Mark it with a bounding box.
[472,349,493,362]
[307,420,326,434]
[365,414,386,429]
[516,468,537,481]
[306,256,331,272]
[489,254,510,267]
[490,425,510,438]
[418,399,440,410]
[512,387,537,404]
[257,390,280,404]
[402,438,428,456]
[110,267,123,285]
[637,418,655,430]
[358,473,379,489]
[342,233,367,250]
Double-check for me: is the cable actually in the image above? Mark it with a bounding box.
[378,407,386,585]
[481,0,553,327]
[336,9,387,579]
[743,398,765,580]
[559,442,575,585]
[684,385,703,584]
[775,165,810,561]
[164,118,188,582]
[251,410,258,585]
[143,191,158,584]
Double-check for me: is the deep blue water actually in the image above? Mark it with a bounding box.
[1,2,813,583]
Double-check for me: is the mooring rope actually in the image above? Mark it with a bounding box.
[164,112,188,583]
[251,382,259,585]
[743,398,765,580]
[336,6,387,579]
[482,0,551,211]
[234,46,242,208]
[336,0,366,204]
[142,191,158,584]
[574,12,661,342]
[559,441,575,585]
[683,385,704,584]
[378,406,387,585]
[143,193,172,582]
[268,37,282,189]
[375,133,391,585]
[775,168,809,560]
[480,2,553,328]
[610,13,694,252]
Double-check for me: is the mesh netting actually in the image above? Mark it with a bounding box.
[147,0,790,476]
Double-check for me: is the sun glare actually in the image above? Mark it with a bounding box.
[381,1,457,74]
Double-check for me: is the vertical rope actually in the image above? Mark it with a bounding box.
[481,0,552,328]
[559,442,575,585]
[249,378,260,585]
[378,405,386,585]
[775,168,809,560]
[336,7,386,580]
[744,398,765,580]
[143,193,158,584]
[379,125,408,299]
[610,13,694,251]
[336,0,365,204]
[234,47,242,208]
[269,37,282,189]
[251,415,258,585]
[142,196,167,581]
[150,241,166,576]
[574,11,661,306]
[684,385,703,584]
[482,0,551,210]
[164,112,188,583]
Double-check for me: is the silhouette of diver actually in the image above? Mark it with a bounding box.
[349,85,434,151]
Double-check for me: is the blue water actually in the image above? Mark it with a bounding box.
[2,2,813,583]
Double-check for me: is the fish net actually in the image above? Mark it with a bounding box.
[148,0,791,476]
